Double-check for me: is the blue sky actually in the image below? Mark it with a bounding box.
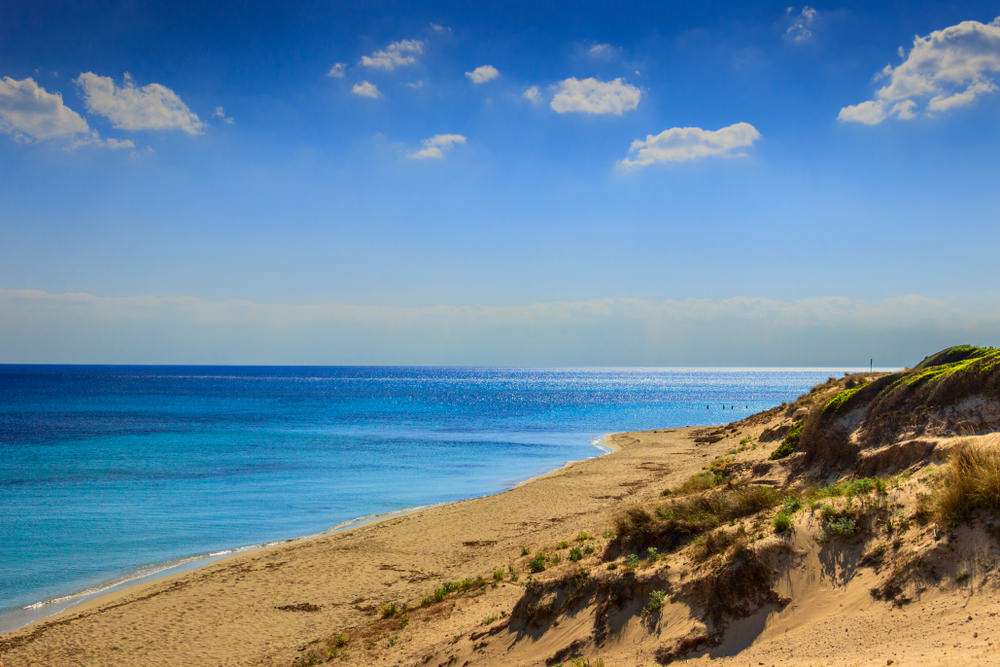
[1,1,999,365]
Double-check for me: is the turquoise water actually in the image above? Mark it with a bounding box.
[0,365,853,629]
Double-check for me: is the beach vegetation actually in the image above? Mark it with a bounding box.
[556,540,570,549]
[665,470,721,496]
[521,545,530,556]
[769,420,803,460]
[645,546,660,562]
[493,568,504,581]
[379,602,398,618]
[615,484,779,555]
[689,527,743,561]
[508,564,518,582]
[576,531,594,541]
[644,589,667,615]
[772,512,792,533]
[529,553,547,573]
[602,528,615,539]
[568,546,583,561]
[930,444,1000,527]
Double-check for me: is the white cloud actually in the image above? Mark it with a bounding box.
[836,100,887,125]
[785,6,818,43]
[69,131,135,150]
[429,23,449,33]
[75,72,204,134]
[212,106,234,124]
[407,133,466,160]
[351,81,381,98]
[588,43,618,58]
[465,65,499,84]
[405,80,425,89]
[360,39,424,71]
[522,86,542,103]
[550,77,640,115]
[0,76,89,141]
[619,122,761,169]
[327,62,346,78]
[839,17,1000,124]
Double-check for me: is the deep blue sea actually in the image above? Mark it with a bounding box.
[0,365,855,630]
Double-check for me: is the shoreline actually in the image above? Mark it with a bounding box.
[0,435,615,636]
[2,426,689,665]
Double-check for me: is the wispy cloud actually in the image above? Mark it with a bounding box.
[2,289,995,366]
[839,17,1000,124]
[587,43,619,58]
[326,62,346,78]
[360,39,424,71]
[407,133,466,159]
[619,122,761,169]
[784,6,818,43]
[466,65,499,84]
[75,72,204,134]
[550,77,640,115]
[351,81,381,98]
[212,106,234,124]
[522,86,542,103]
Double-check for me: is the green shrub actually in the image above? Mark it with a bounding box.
[493,568,504,581]
[556,540,570,549]
[770,420,803,460]
[644,589,667,615]
[772,512,792,533]
[529,553,547,573]
[568,546,583,561]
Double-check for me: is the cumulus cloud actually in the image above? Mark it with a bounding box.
[75,72,204,134]
[785,6,818,43]
[838,17,1000,124]
[619,122,761,169]
[327,62,346,78]
[407,133,466,159]
[550,77,640,115]
[0,76,89,141]
[522,86,542,103]
[3,289,996,366]
[351,81,381,98]
[0,76,134,149]
[465,65,499,84]
[361,39,424,71]
[212,106,234,124]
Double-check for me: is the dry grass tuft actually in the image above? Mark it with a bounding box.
[933,444,1000,526]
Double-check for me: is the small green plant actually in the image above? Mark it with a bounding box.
[521,546,530,556]
[645,546,660,562]
[825,516,858,536]
[624,553,640,570]
[508,564,518,582]
[379,602,398,618]
[644,589,667,615]
[568,546,583,561]
[493,568,504,581]
[576,531,594,542]
[772,512,792,533]
[556,540,570,549]
[481,615,499,625]
[770,420,803,460]
[529,553,547,573]
[602,528,615,539]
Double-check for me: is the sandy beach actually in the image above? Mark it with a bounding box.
[0,428,703,665]
[4,357,1000,666]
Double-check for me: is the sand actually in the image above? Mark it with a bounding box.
[2,418,999,666]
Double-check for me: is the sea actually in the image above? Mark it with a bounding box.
[0,364,863,632]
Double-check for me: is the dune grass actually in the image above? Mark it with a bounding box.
[933,444,1000,527]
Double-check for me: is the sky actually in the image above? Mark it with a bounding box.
[1,0,999,366]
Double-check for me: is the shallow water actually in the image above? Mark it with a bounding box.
[0,365,857,628]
